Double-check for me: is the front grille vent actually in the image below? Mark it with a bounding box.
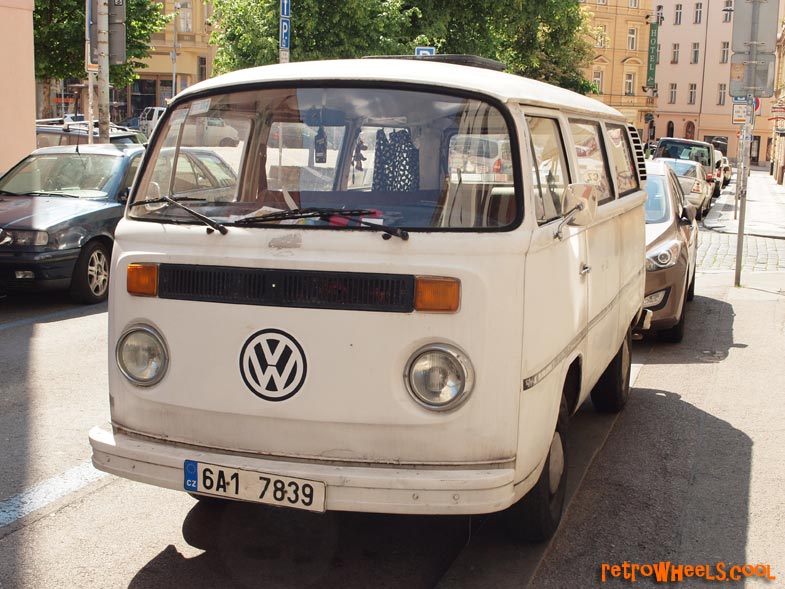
[158,264,415,312]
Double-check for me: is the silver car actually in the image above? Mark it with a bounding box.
[658,157,711,219]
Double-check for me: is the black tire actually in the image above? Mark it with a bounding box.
[686,272,696,302]
[69,241,111,304]
[590,327,632,413]
[504,394,568,543]
[658,287,687,343]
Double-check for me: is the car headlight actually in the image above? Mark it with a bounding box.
[404,344,474,411]
[116,325,169,386]
[1,230,49,246]
[646,240,681,271]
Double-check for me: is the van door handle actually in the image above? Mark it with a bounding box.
[580,264,592,275]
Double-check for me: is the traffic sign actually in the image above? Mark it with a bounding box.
[280,17,290,50]
[415,46,436,56]
[280,0,290,18]
[732,103,750,125]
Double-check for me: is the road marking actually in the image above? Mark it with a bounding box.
[0,461,108,528]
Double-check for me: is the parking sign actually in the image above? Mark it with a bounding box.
[280,17,290,50]
[415,46,436,56]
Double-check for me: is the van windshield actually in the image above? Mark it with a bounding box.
[129,87,519,231]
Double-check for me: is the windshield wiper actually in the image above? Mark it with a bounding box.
[232,207,409,240]
[0,189,20,196]
[129,194,227,235]
[29,191,80,198]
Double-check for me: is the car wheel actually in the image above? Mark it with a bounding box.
[657,287,687,344]
[590,327,632,413]
[504,394,568,542]
[69,241,110,304]
[219,137,237,147]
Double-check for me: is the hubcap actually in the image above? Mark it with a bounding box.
[548,431,565,495]
[87,249,109,296]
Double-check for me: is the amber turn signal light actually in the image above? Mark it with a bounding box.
[127,263,159,297]
[414,277,460,312]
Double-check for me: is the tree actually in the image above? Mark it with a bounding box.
[33,0,168,116]
[209,0,595,94]
[210,0,420,73]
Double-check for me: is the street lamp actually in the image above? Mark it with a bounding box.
[171,2,181,101]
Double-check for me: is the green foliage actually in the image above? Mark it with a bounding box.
[209,0,594,93]
[33,0,168,87]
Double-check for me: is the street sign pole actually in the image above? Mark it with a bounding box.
[279,0,290,63]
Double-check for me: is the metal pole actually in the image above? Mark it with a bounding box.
[97,0,110,143]
[172,3,179,99]
[734,0,761,287]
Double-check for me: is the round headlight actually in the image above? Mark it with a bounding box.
[405,344,474,410]
[116,325,168,386]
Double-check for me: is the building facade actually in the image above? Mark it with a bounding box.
[771,24,785,182]
[117,0,217,120]
[581,0,656,141]
[0,0,36,173]
[652,0,781,165]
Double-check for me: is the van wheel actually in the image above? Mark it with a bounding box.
[590,327,631,412]
[69,241,110,304]
[504,394,568,543]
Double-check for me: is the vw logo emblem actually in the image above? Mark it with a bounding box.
[239,329,307,401]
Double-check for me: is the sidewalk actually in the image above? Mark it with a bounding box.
[703,168,785,239]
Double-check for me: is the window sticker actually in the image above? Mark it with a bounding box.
[190,99,211,115]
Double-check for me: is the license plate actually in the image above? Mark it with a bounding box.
[183,460,326,512]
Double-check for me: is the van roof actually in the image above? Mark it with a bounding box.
[175,58,624,119]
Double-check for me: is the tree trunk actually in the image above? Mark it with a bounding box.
[41,78,54,119]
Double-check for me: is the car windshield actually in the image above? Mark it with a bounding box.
[664,160,698,178]
[657,142,711,166]
[130,87,518,231]
[644,174,671,224]
[0,153,122,198]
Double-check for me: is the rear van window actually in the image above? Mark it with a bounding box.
[569,119,613,204]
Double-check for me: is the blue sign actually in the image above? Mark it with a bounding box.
[415,46,436,56]
[280,0,290,18]
[280,17,290,50]
[183,460,199,491]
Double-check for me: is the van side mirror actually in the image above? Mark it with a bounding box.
[556,183,598,239]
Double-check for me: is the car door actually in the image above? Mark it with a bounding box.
[668,169,697,279]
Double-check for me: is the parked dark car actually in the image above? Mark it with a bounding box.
[0,144,239,303]
[0,144,145,303]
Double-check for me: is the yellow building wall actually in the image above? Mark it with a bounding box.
[0,0,36,173]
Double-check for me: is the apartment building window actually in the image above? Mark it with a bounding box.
[718,83,727,105]
[628,28,638,51]
[723,0,732,21]
[694,2,702,24]
[674,4,682,24]
[595,25,607,48]
[625,73,636,96]
[656,5,664,23]
[198,56,207,82]
[688,83,697,104]
[672,43,680,63]
[593,70,604,93]
[178,1,193,33]
[629,0,639,7]
[691,42,700,64]
[721,41,729,63]
[597,0,607,5]
[669,83,677,104]
[656,43,661,64]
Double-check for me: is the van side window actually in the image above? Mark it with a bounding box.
[568,119,613,205]
[606,124,639,196]
[526,116,569,224]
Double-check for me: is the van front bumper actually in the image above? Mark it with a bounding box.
[89,425,518,515]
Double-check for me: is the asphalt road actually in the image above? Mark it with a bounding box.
[0,266,782,588]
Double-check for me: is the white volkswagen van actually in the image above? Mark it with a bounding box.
[89,56,648,541]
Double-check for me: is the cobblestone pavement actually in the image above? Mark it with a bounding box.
[697,227,785,272]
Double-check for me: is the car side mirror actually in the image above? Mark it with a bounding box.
[555,182,598,239]
[682,203,697,223]
[118,186,130,203]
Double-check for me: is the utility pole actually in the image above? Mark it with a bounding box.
[171,2,180,99]
[97,0,110,143]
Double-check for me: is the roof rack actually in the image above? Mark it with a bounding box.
[362,54,507,72]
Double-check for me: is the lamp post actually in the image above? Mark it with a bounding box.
[171,2,181,101]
